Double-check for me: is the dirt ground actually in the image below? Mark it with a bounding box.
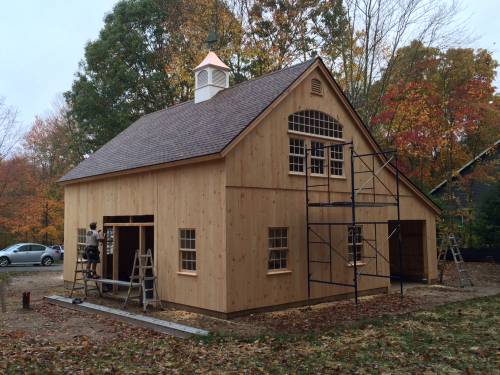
[2,261,498,341]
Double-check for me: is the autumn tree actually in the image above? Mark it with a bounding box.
[371,44,499,191]
[315,0,463,123]
[0,157,40,247]
[20,104,80,245]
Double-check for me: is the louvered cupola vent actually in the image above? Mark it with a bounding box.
[194,52,230,103]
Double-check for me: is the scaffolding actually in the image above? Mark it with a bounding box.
[305,140,404,304]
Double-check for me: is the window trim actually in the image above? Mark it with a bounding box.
[179,228,197,274]
[310,141,326,176]
[288,110,344,140]
[347,225,363,263]
[288,136,347,179]
[287,130,345,143]
[289,137,306,174]
[330,144,345,178]
[267,227,290,273]
[77,228,87,257]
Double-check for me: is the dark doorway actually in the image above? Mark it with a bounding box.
[145,226,154,256]
[389,220,425,281]
[118,227,140,282]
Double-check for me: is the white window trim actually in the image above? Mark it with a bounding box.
[268,227,290,273]
[347,226,363,263]
[288,130,345,142]
[288,136,347,179]
[310,141,326,176]
[289,138,306,174]
[179,228,197,274]
[267,269,292,276]
[330,145,345,178]
[288,110,344,140]
[77,228,86,256]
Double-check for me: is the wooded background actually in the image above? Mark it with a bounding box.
[0,0,499,248]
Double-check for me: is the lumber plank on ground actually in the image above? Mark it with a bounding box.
[45,295,208,339]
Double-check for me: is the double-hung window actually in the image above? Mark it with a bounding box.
[348,225,363,262]
[179,229,196,272]
[268,228,289,271]
[77,228,86,257]
[289,138,305,173]
[310,141,325,175]
[330,144,344,176]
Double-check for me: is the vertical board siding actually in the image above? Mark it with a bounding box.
[224,68,438,312]
[63,161,227,312]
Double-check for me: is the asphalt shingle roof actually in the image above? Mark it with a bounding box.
[61,59,315,182]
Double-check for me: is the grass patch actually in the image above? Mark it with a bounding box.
[1,294,499,373]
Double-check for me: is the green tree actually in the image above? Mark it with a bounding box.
[65,0,242,154]
[473,181,500,248]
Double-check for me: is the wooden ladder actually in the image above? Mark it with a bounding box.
[69,253,101,298]
[438,233,473,288]
[123,249,162,312]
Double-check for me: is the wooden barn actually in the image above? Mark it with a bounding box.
[61,52,440,318]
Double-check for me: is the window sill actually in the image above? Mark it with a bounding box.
[267,270,292,276]
[288,130,345,143]
[346,261,367,267]
[177,271,197,277]
[288,172,346,180]
[311,174,347,180]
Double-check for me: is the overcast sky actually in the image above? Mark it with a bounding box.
[0,0,498,133]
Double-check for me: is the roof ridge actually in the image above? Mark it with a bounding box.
[135,58,316,119]
[226,58,316,89]
[429,138,500,194]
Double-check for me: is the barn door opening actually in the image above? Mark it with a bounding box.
[389,220,426,282]
[102,215,155,287]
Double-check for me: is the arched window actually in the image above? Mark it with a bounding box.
[197,70,208,88]
[288,110,343,139]
[212,69,226,86]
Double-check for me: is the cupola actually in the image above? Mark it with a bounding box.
[194,51,230,103]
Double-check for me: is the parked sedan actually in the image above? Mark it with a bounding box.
[50,245,64,260]
[0,243,61,267]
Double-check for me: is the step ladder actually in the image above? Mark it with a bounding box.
[438,234,473,288]
[69,252,101,298]
[123,249,162,312]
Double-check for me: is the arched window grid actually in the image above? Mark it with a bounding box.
[288,110,343,140]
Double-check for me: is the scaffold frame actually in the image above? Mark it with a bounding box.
[305,140,404,304]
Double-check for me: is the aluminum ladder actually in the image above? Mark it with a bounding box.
[438,234,473,288]
[123,249,162,311]
[69,253,101,298]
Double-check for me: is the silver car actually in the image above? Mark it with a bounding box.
[0,243,61,267]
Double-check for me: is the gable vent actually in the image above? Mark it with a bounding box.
[212,69,227,87]
[311,78,323,95]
